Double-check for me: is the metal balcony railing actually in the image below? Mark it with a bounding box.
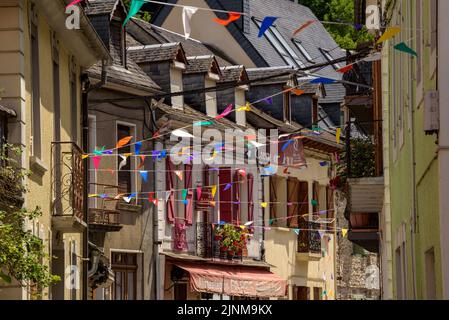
[196,222,245,262]
[297,219,321,254]
[88,183,122,231]
[51,142,84,221]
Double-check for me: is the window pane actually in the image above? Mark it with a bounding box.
[117,125,132,194]
[269,27,305,67]
[115,271,123,300]
[293,40,313,62]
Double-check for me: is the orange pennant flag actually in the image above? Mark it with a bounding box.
[291,88,305,96]
[210,201,216,207]
[137,155,146,170]
[337,64,354,73]
[292,20,316,37]
[213,12,241,26]
[116,136,133,148]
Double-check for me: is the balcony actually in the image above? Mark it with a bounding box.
[348,211,380,253]
[88,184,123,233]
[51,142,86,231]
[296,220,322,261]
[195,222,247,263]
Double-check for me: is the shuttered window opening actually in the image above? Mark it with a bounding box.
[117,125,132,195]
[166,157,193,225]
[269,176,278,223]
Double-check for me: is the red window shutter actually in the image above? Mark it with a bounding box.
[312,181,319,213]
[184,163,193,225]
[219,168,232,223]
[326,186,334,230]
[166,158,175,224]
[269,177,278,222]
[233,170,242,225]
[247,173,254,222]
[297,181,309,228]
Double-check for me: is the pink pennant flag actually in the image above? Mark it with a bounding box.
[238,169,246,177]
[93,156,102,170]
[67,0,85,8]
[215,104,233,119]
[196,187,202,201]
[175,170,183,181]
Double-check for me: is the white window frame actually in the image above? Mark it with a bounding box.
[320,48,342,70]
[292,39,314,63]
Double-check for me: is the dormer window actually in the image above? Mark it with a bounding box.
[253,18,305,68]
[111,18,127,67]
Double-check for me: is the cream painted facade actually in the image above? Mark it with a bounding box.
[264,155,336,300]
[0,0,108,300]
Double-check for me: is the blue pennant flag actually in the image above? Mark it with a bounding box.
[139,171,148,182]
[135,141,142,155]
[310,77,336,84]
[258,17,278,38]
[281,140,293,152]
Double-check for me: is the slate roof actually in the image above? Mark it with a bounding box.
[127,43,186,64]
[218,66,248,83]
[185,56,221,75]
[151,0,346,107]
[128,18,233,66]
[85,0,120,16]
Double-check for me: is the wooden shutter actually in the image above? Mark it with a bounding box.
[247,174,254,222]
[312,181,319,214]
[219,168,232,222]
[233,170,241,224]
[184,163,193,225]
[287,178,299,227]
[269,177,278,221]
[326,186,334,230]
[297,181,309,222]
[295,286,310,300]
[166,158,175,224]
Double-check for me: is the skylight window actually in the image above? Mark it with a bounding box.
[292,39,314,63]
[321,48,342,70]
[254,19,305,68]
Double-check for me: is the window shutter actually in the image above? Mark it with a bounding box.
[184,163,193,225]
[219,168,232,222]
[326,187,334,230]
[166,158,175,224]
[247,174,254,222]
[297,181,309,225]
[269,177,278,221]
[287,178,300,227]
[233,170,242,224]
[312,181,319,213]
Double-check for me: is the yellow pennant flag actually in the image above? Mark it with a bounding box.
[88,194,98,198]
[210,201,216,207]
[81,154,89,159]
[237,102,251,112]
[261,202,268,208]
[376,26,401,44]
[342,228,348,238]
[211,185,217,198]
[336,128,341,144]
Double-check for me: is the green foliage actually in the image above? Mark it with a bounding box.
[215,224,248,253]
[298,0,374,49]
[0,145,60,295]
[337,137,376,182]
[122,0,152,22]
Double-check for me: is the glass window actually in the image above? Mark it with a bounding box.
[321,48,341,70]
[292,40,314,62]
[253,19,305,68]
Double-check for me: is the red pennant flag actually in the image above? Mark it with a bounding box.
[215,104,233,119]
[213,12,241,26]
[93,156,102,170]
[292,20,316,37]
[137,155,146,170]
[337,64,354,73]
[67,0,85,8]
[291,88,305,96]
[196,187,202,201]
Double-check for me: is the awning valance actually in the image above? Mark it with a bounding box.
[175,262,287,298]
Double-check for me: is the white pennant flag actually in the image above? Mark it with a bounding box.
[165,191,171,203]
[363,52,382,62]
[182,6,198,40]
[172,129,195,138]
[118,155,128,170]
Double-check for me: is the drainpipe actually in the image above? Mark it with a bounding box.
[82,62,108,300]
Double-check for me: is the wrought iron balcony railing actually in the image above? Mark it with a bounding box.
[51,142,84,221]
[297,219,321,254]
[196,222,246,262]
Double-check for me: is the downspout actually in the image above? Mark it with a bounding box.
[82,62,108,300]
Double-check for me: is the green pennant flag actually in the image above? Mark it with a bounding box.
[182,189,188,200]
[123,0,145,27]
[394,42,418,57]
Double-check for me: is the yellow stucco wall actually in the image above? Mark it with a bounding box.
[264,155,336,300]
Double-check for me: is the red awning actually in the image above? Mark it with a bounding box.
[175,262,287,298]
